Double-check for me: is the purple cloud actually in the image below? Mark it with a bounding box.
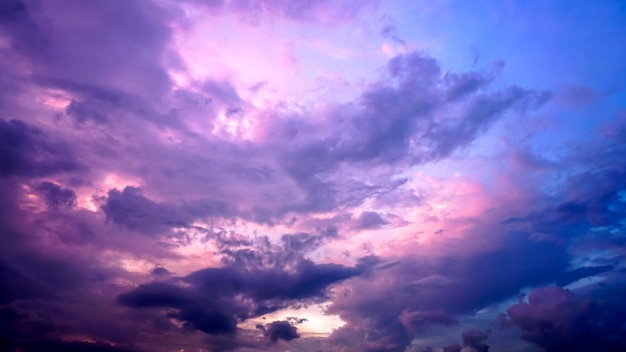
[461,328,491,352]
[0,119,82,177]
[263,320,300,342]
[501,286,626,352]
[116,245,377,340]
[0,1,625,351]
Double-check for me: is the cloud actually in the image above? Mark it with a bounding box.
[101,186,244,236]
[500,286,626,352]
[264,320,300,342]
[150,267,171,276]
[101,187,191,234]
[556,85,599,108]
[442,343,461,352]
[0,1,623,351]
[461,328,491,352]
[399,310,458,334]
[117,282,193,309]
[0,119,82,178]
[275,52,549,175]
[256,51,550,220]
[326,228,574,351]
[36,181,77,209]
[117,251,377,337]
[355,211,388,229]
[65,98,111,124]
[413,328,491,352]
[0,0,177,99]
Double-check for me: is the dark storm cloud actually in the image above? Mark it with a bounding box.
[101,187,191,234]
[65,98,110,124]
[36,181,77,209]
[264,320,300,342]
[117,255,377,336]
[0,181,113,305]
[500,286,626,352]
[0,257,47,305]
[0,237,114,304]
[176,306,239,335]
[0,119,82,177]
[461,329,491,352]
[325,222,621,352]
[101,186,242,235]
[117,282,193,309]
[0,177,172,349]
[151,267,171,276]
[0,290,177,350]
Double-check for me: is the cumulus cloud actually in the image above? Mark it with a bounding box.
[324,228,580,351]
[117,247,377,338]
[500,286,626,352]
[264,320,300,342]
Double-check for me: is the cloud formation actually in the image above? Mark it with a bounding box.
[0,0,625,351]
[501,286,626,352]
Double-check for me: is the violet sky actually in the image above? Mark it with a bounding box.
[1,1,626,351]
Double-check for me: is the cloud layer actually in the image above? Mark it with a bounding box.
[1,0,625,351]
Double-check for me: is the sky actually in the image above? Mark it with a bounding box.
[0,0,626,351]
